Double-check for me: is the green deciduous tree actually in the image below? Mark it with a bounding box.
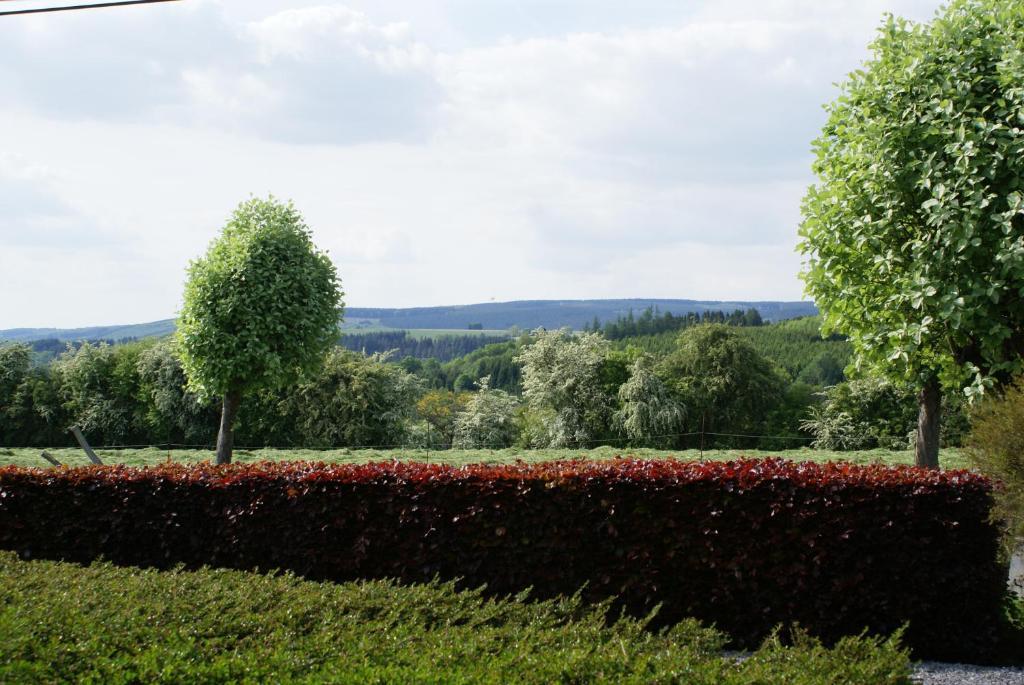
[515,329,612,448]
[0,344,30,405]
[452,376,520,448]
[614,354,685,447]
[0,344,66,447]
[51,342,148,446]
[281,349,420,448]
[799,0,1024,467]
[178,197,343,463]
[659,325,786,444]
[136,340,218,445]
[417,389,472,447]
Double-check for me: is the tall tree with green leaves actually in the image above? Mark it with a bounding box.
[417,389,472,447]
[658,325,785,444]
[799,0,1024,468]
[178,197,343,463]
[281,349,420,448]
[515,329,612,448]
[614,354,685,447]
[452,376,520,449]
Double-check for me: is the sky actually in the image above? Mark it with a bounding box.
[0,0,945,328]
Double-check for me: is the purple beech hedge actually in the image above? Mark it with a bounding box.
[0,458,1006,661]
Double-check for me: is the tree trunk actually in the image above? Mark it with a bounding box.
[915,376,941,470]
[216,389,242,465]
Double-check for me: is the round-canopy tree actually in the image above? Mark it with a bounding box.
[178,197,343,463]
[799,0,1024,468]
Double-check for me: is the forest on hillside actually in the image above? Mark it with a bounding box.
[339,331,509,362]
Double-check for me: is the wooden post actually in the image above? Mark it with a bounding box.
[40,451,62,467]
[70,426,103,465]
[699,414,705,461]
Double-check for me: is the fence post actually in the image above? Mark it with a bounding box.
[699,414,705,461]
[40,451,62,467]
[70,426,103,465]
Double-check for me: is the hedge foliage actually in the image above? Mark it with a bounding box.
[0,458,1005,661]
[967,375,1024,548]
[0,552,915,684]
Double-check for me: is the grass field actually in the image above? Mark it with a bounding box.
[0,552,913,684]
[405,328,512,339]
[340,326,512,338]
[0,445,970,470]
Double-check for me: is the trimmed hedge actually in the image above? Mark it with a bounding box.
[0,458,1006,661]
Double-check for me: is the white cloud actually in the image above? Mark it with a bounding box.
[0,154,110,249]
[0,1,441,145]
[434,17,865,187]
[184,5,441,143]
[0,0,948,328]
[247,6,419,64]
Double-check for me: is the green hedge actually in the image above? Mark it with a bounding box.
[0,552,914,684]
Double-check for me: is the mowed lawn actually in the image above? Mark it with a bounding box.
[0,445,970,470]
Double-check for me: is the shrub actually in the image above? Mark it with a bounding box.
[136,340,218,444]
[802,378,968,450]
[966,376,1024,546]
[0,458,1004,662]
[1001,595,1024,663]
[514,405,558,448]
[0,552,915,684]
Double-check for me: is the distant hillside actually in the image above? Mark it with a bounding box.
[0,320,177,343]
[346,299,816,331]
[0,299,817,344]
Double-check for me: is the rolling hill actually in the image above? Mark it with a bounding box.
[0,298,817,344]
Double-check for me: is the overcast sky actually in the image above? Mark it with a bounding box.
[0,0,944,328]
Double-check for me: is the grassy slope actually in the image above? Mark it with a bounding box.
[0,446,970,470]
[0,552,911,684]
[404,328,511,339]
[340,327,512,338]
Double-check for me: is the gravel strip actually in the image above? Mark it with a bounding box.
[912,662,1024,684]
[724,649,1024,683]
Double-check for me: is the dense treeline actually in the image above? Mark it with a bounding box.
[0,340,420,449]
[340,331,509,362]
[735,317,848,386]
[584,307,763,340]
[30,338,123,355]
[398,339,523,393]
[0,317,965,451]
[27,337,138,364]
[617,316,849,388]
[344,299,816,331]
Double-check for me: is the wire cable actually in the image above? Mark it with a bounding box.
[65,429,816,453]
[0,0,179,17]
